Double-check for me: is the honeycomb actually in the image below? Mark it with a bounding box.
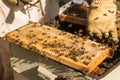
[6,23,109,65]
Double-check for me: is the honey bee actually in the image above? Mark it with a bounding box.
[29,30,34,32]
[91,43,97,47]
[30,46,39,53]
[54,36,58,38]
[57,53,64,57]
[42,32,47,35]
[47,28,51,30]
[38,38,43,41]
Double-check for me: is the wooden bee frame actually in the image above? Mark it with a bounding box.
[59,3,89,26]
[59,13,87,26]
[59,8,120,26]
[6,22,109,75]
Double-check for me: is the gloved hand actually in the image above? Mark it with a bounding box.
[88,0,119,42]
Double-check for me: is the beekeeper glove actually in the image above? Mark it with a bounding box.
[88,0,119,43]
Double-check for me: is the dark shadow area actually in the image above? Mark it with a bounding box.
[14,70,29,80]
[21,67,44,80]
[10,44,90,80]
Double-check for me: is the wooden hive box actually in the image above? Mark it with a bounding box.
[59,4,120,34]
[6,22,110,75]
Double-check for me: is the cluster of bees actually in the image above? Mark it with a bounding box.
[6,23,107,65]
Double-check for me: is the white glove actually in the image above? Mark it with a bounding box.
[88,0,119,42]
